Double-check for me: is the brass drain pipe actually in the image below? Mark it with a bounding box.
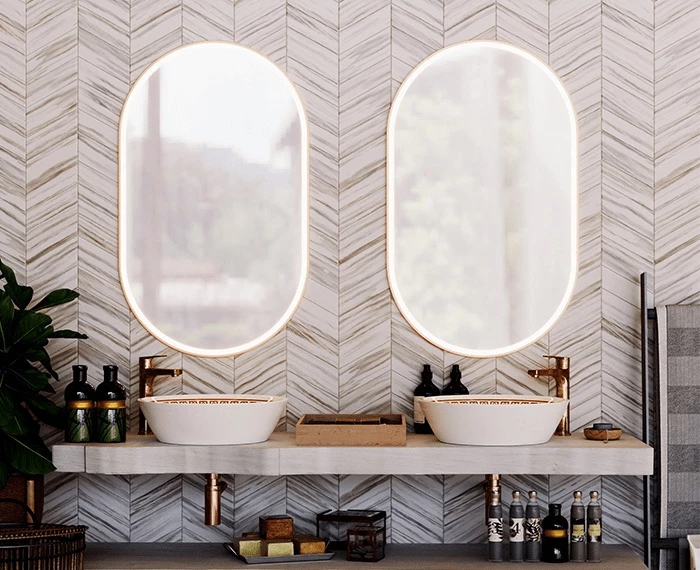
[484,474,501,524]
[205,473,227,525]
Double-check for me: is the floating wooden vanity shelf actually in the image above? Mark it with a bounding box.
[52,431,652,476]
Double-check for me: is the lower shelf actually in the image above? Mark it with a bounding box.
[84,543,646,569]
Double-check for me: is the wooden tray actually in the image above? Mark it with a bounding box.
[295,414,406,446]
[224,543,335,564]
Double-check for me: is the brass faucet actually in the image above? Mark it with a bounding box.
[138,355,183,435]
[527,355,571,436]
[204,473,227,525]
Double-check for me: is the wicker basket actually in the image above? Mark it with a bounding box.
[0,499,87,570]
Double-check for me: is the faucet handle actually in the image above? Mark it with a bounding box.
[544,355,570,368]
[140,354,167,365]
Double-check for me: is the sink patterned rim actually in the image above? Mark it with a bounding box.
[423,394,566,406]
[141,395,279,405]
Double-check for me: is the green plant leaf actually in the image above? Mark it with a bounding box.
[1,405,35,437]
[26,348,58,381]
[0,391,15,425]
[48,329,88,339]
[0,293,14,350]
[0,260,33,310]
[0,259,18,286]
[7,366,52,392]
[30,289,80,312]
[12,311,52,346]
[3,433,55,475]
[25,393,63,429]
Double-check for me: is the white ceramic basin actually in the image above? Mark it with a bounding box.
[420,395,568,446]
[138,394,286,445]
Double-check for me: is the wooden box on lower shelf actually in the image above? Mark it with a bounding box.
[295,414,406,446]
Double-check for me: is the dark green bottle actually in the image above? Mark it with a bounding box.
[442,364,469,396]
[542,503,569,563]
[95,365,127,443]
[64,365,95,443]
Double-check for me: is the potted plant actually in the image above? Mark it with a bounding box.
[0,259,87,522]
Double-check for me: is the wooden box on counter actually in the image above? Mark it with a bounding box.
[295,414,406,446]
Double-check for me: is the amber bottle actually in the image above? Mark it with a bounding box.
[542,503,569,563]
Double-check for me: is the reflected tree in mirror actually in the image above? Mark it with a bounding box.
[119,43,308,357]
[387,41,577,357]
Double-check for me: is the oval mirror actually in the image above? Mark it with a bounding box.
[387,41,577,358]
[119,42,308,357]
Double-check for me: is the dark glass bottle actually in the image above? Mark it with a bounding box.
[542,503,569,563]
[413,364,440,434]
[441,364,469,396]
[586,491,602,562]
[64,365,95,443]
[570,490,586,562]
[95,365,127,443]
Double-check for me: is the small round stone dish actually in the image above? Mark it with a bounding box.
[420,395,568,446]
[583,422,622,442]
[139,394,286,445]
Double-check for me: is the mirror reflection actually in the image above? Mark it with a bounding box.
[387,41,577,357]
[119,43,308,357]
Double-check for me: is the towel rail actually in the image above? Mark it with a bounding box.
[641,272,652,568]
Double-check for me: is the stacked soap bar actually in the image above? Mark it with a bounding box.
[232,515,326,558]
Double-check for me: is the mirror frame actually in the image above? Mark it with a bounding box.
[118,41,310,358]
[386,40,578,358]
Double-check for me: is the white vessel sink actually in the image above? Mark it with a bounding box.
[420,395,568,446]
[138,394,286,445]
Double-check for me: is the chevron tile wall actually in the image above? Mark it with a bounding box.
[0,0,690,556]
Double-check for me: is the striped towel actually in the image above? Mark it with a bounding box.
[658,306,700,570]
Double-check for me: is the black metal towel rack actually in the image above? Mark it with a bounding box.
[641,272,653,568]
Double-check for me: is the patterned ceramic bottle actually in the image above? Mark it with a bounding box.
[509,490,525,562]
[488,494,504,562]
[525,490,541,562]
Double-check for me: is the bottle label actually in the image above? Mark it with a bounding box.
[65,408,92,443]
[488,518,503,542]
[544,529,567,539]
[509,517,524,542]
[525,518,541,542]
[413,397,426,424]
[588,521,601,542]
[571,523,585,542]
[96,407,126,443]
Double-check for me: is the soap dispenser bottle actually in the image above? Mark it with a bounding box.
[509,490,525,562]
[413,364,440,434]
[442,364,469,396]
[525,490,541,562]
[95,365,127,443]
[586,491,602,562]
[64,364,95,443]
[570,491,586,562]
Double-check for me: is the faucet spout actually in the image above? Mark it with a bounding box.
[138,355,183,435]
[527,356,571,437]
